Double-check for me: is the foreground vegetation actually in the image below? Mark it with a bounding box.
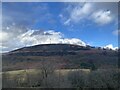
[2,68,119,89]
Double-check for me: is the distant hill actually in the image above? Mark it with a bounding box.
[2,44,118,71]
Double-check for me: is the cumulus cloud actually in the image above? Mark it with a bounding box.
[62,3,93,25]
[60,2,116,26]
[63,38,86,46]
[91,10,113,25]
[70,3,93,23]
[1,28,86,52]
[18,30,62,46]
[0,31,9,42]
[18,30,86,46]
[103,44,118,50]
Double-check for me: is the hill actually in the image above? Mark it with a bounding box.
[2,44,118,71]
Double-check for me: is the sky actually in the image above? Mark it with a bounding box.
[1,2,119,52]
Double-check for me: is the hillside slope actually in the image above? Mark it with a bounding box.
[2,44,118,71]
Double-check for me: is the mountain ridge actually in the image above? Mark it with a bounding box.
[2,44,118,71]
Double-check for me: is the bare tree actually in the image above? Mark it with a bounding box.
[39,59,56,87]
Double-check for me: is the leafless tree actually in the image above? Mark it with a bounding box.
[39,59,57,87]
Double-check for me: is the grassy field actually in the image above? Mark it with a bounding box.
[2,68,90,76]
[2,68,90,83]
[2,68,119,88]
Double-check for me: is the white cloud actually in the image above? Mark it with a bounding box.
[91,10,113,25]
[112,30,120,36]
[64,3,93,25]
[18,30,86,46]
[63,38,86,46]
[61,3,115,26]
[1,29,86,52]
[70,3,93,22]
[18,30,62,46]
[64,19,71,25]
[0,31,9,42]
[104,44,118,50]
